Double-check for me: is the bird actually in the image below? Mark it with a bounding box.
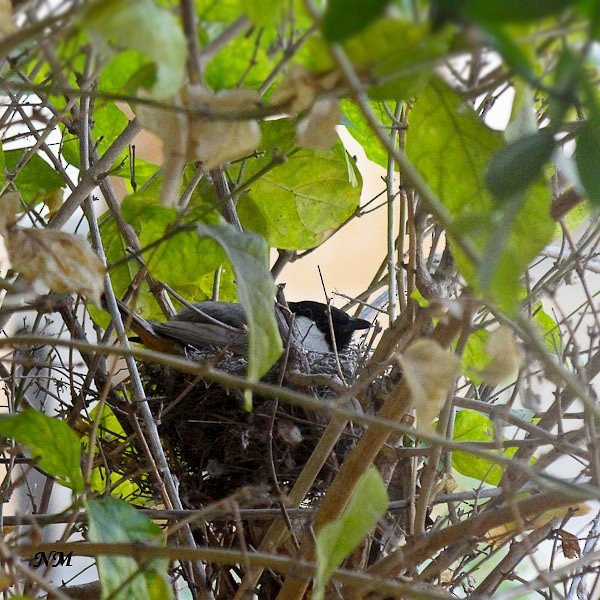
[111,298,371,355]
[287,301,371,353]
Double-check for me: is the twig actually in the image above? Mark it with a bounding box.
[12,541,454,600]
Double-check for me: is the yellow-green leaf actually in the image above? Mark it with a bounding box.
[87,497,171,600]
[197,222,282,409]
[314,468,388,599]
[81,0,186,100]
[0,410,84,492]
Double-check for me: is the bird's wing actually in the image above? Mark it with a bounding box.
[172,302,247,329]
[153,321,248,352]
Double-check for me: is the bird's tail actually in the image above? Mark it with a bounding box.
[105,296,182,354]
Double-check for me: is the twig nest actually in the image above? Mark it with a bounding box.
[140,345,366,507]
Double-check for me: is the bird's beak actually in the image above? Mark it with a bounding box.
[348,317,371,332]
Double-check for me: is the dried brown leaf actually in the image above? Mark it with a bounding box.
[137,85,261,206]
[557,529,581,559]
[295,98,342,150]
[270,66,319,113]
[440,569,454,585]
[44,188,65,219]
[486,502,591,545]
[397,339,461,434]
[271,67,341,114]
[0,192,20,235]
[440,472,458,493]
[477,326,523,385]
[6,228,105,304]
[0,571,13,592]
[0,0,16,36]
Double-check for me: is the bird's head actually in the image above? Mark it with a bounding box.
[288,301,371,353]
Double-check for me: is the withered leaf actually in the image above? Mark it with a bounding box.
[136,85,261,206]
[477,326,523,385]
[295,98,342,150]
[398,339,461,434]
[557,529,581,559]
[0,0,16,36]
[6,228,105,304]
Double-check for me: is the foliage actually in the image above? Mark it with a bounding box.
[451,409,519,486]
[314,468,388,599]
[0,1,598,599]
[87,497,171,599]
[0,409,84,492]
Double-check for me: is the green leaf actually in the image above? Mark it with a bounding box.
[81,0,186,100]
[31,32,142,169]
[476,0,570,22]
[410,288,430,308]
[121,187,226,289]
[205,31,272,91]
[342,99,393,169]
[506,85,538,142]
[92,102,130,159]
[532,302,563,353]
[83,404,146,503]
[98,49,150,95]
[197,222,282,410]
[97,180,236,325]
[452,410,505,486]
[145,571,173,600]
[322,0,389,42]
[451,410,529,486]
[303,18,449,99]
[87,496,162,541]
[60,127,80,168]
[547,48,582,126]
[314,468,388,600]
[86,497,171,600]
[575,115,600,205]
[195,0,247,22]
[237,119,361,250]
[344,18,450,99]
[111,158,161,193]
[0,409,84,492]
[34,30,88,113]
[406,79,554,311]
[90,464,144,504]
[478,197,524,290]
[4,150,64,204]
[407,79,501,214]
[462,329,489,385]
[485,131,556,200]
[577,0,600,38]
[433,0,571,25]
[244,0,287,26]
[483,24,538,87]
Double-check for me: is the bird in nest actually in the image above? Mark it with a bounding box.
[111,298,371,356]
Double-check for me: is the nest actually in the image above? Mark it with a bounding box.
[104,341,399,597]
[139,346,367,507]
